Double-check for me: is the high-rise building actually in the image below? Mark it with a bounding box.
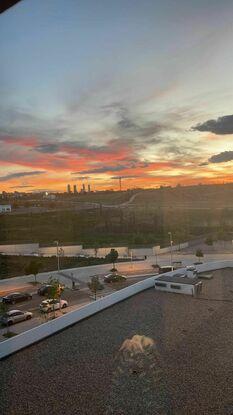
[73,184,77,194]
[82,183,86,192]
[88,184,91,192]
[67,184,71,194]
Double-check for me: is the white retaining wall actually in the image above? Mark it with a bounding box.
[131,247,154,257]
[159,242,188,254]
[1,259,233,359]
[83,246,129,258]
[39,245,83,257]
[0,243,39,255]
[0,242,189,257]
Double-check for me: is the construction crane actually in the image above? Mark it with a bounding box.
[119,177,122,192]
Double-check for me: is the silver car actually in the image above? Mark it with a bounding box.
[39,299,68,313]
[1,310,33,326]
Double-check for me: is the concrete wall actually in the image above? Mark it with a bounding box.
[159,242,188,255]
[83,246,129,258]
[83,242,189,259]
[130,247,154,257]
[0,243,39,255]
[80,244,189,258]
[39,245,83,257]
[0,241,189,257]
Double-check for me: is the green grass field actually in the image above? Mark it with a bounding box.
[1,184,232,249]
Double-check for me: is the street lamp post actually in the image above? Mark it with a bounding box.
[54,240,60,271]
[168,232,173,270]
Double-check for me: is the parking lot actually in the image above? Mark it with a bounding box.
[0,273,152,340]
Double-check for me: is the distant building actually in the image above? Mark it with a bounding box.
[82,183,86,193]
[67,184,71,194]
[0,204,11,213]
[88,184,91,192]
[43,193,56,200]
[73,185,77,194]
[1,191,8,199]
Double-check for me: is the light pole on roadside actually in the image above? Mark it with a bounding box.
[54,240,60,271]
[168,232,173,270]
[130,250,133,269]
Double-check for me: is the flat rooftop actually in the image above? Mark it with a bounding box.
[156,274,200,285]
[1,268,233,415]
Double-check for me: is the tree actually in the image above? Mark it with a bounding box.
[25,260,42,284]
[47,276,64,317]
[88,276,103,300]
[0,301,10,335]
[205,237,213,246]
[106,249,119,269]
[195,249,204,262]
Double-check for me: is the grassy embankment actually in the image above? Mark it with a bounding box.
[0,185,232,249]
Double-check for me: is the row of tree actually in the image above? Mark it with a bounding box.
[23,248,119,284]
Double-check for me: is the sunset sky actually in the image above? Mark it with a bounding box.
[1,0,233,192]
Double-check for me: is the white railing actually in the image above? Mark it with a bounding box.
[1,260,232,359]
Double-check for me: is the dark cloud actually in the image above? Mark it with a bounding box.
[208,151,233,163]
[71,176,90,180]
[0,105,68,141]
[199,162,209,166]
[193,115,233,135]
[115,106,163,141]
[35,144,60,153]
[73,160,149,175]
[0,171,45,182]
[73,165,126,174]
[111,175,142,179]
[34,140,120,155]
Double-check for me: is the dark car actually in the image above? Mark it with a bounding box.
[104,273,126,283]
[2,292,32,305]
[158,265,174,274]
[37,284,53,296]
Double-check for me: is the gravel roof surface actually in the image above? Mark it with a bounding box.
[1,268,233,415]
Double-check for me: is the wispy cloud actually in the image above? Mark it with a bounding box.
[111,175,143,179]
[10,185,35,189]
[0,171,45,182]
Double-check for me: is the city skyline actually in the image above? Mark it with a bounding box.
[1,0,233,191]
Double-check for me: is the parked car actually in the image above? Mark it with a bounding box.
[172,261,183,269]
[2,292,32,305]
[104,273,126,283]
[37,284,53,296]
[1,310,33,326]
[186,265,198,277]
[158,265,174,274]
[39,298,68,313]
[152,264,160,272]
